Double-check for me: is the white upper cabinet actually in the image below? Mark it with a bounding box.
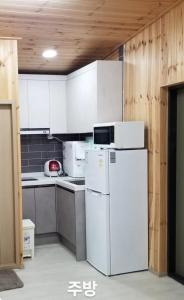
[19,79,29,128]
[67,61,122,133]
[67,65,97,133]
[28,80,50,128]
[19,61,122,134]
[49,80,67,134]
[19,75,67,133]
[97,61,123,123]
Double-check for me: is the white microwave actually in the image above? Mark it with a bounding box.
[93,121,144,149]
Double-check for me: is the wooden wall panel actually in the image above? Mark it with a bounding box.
[161,5,184,86]
[0,39,22,269]
[124,0,184,274]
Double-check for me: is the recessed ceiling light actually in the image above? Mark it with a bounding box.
[42,49,57,58]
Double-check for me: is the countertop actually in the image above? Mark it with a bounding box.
[22,172,85,192]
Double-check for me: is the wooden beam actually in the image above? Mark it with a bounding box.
[0,39,23,269]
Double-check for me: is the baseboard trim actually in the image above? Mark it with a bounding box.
[35,233,60,246]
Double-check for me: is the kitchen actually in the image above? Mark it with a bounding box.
[0,1,184,299]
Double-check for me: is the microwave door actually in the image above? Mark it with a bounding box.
[94,126,114,145]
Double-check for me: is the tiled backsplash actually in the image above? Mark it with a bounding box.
[21,133,92,173]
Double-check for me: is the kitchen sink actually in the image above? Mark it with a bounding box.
[67,180,85,185]
[22,177,38,181]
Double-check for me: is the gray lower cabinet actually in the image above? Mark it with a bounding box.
[22,187,36,224]
[22,185,56,235]
[22,184,86,261]
[56,186,86,261]
[35,186,56,234]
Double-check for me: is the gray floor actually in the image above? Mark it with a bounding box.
[1,244,184,300]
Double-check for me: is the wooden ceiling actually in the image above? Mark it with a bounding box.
[0,0,180,74]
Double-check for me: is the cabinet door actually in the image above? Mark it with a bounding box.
[35,186,56,234]
[56,187,76,245]
[49,80,67,134]
[28,80,50,128]
[67,66,97,133]
[97,61,123,123]
[22,188,36,224]
[19,79,29,129]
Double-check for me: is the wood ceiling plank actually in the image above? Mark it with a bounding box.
[0,0,180,73]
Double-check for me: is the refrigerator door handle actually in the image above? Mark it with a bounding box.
[86,188,102,196]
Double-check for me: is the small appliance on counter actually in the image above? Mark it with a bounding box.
[63,141,89,178]
[44,160,62,177]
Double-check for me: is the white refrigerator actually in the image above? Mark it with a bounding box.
[85,149,148,275]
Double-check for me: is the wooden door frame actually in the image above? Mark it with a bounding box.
[156,87,168,275]
[0,100,22,269]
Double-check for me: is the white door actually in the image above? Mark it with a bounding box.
[28,80,50,128]
[85,149,109,194]
[19,79,29,128]
[85,189,110,275]
[49,80,67,134]
[109,150,148,275]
